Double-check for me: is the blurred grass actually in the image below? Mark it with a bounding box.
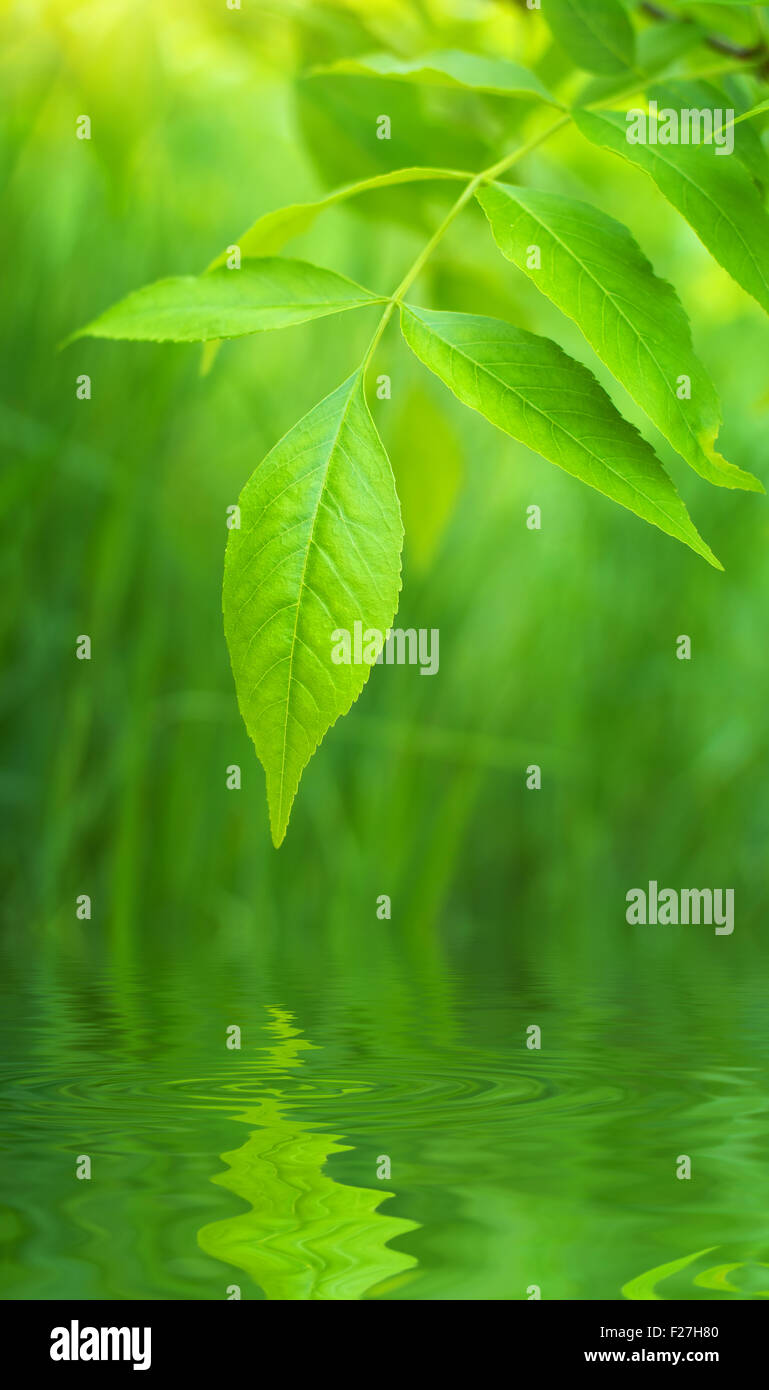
[1,0,767,991]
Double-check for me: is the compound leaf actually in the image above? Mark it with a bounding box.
[223,372,403,846]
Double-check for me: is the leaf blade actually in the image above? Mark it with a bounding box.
[650,78,769,189]
[573,107,769,318]
[543,0,635,76]
[223,373,404,846]
[577,21,707,107]
[314,50,557,103]
[71,259,382,344]
[477,180,761,492]
[400,305,720,567]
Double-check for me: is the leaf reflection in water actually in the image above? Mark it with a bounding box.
[198,1007,419,1300]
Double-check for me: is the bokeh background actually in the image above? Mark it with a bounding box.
[2,0,768,1300]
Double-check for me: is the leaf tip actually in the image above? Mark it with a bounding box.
[699,540,724,571]
[268,780,296,849]
[270,821,288,850]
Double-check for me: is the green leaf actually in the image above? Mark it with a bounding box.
[223,372,403,847]
[208,167,472,268]
[574,107,769,317]
[71,259,382,344]
[477,181,761,492]
[650,78,769,188]
[578,20,706,107]
[543,0,635,76]
[315,50,558,103]
[400,305,720,568]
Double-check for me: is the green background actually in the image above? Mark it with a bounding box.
[2,0,768,1300]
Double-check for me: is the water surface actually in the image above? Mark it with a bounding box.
[2,946,768,1300]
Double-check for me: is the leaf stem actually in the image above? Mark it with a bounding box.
[362,114,571,376]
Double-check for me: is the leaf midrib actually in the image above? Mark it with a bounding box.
[118,295,379,320]
[276,376,361,830]
[406,310,692,538]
